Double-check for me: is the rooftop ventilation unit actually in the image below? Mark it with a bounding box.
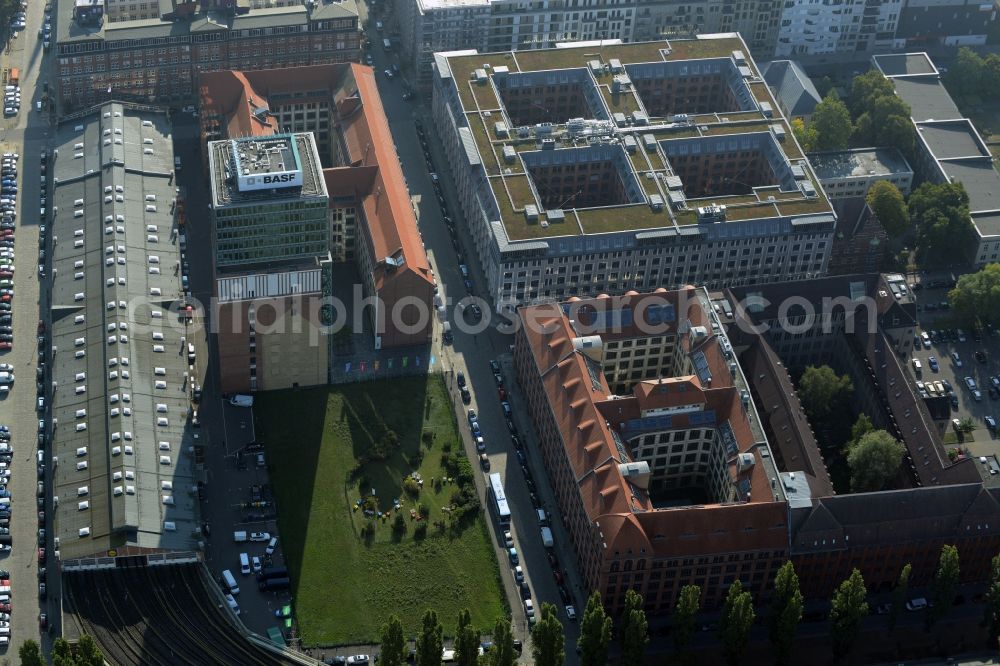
[524,205,539,222]
[609,58,624,73]
[546,209,566,223]
[494,122,509,138]
[737,452,755,472]
[649,194,664,211]
[759,101,773,118]
[617,461,651,489]
[631,111,649,126]
[541,138,556,150]
[697,205,727,223]
[588,60,603,75]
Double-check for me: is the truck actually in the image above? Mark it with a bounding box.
[541,526,554,549]
[259,576,290,591]
[8,69,18,86]
[230,394,253,408]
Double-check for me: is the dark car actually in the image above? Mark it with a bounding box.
[460,386,471,404]
[558,585,571,604]
[490,360,500,374]
[456,371,466,388]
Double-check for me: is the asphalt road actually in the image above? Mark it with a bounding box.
[0,0,58,658]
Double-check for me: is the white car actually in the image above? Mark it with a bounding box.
[265,537,278,555]
[249,531,270,542]
[565,605,577,621]
[251,556,262,573]
[346,656,370,665]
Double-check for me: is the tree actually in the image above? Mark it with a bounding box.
[850,414,874,446]
[455,609,480,666]
[849,70,895,118]
[949,47,985,97]
[531,603,565,666]
[798,365,853,421]
[673,584,701,655]
[866,181,910,237]
[718,580,755,666]
[52,638,75,666]
[829,568,869,661]
[929,544,961,627]
[846,429,904,491]
[888,563,911,634]
[911,181,976,266]
[810,93,853,151]
[769,561,804,666]
[416,609,444,666]
[983,555,1000,645]
[577,592,612,666]
[950,263,1000,328]
[792,117,818,153]
[75,635,105,666]
[489,617,518,666]
[622,607,649,666]
[18,639,44,666]
[380,616,407,666]
[619,589,648,665]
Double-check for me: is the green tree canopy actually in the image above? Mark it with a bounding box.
[849,70,896,118]
[532,603,566,666]
[847,429,904,491]
[799,365,853,422]
[619,589,648,665]
[929,544,961,627]
[949,263,1000,328]
[380,616,407,666]
[673,584,701,655]
[810,94,853,151]
[911,182,976,266]
[75,635,105,666]
[455,609,480,666]
[769,562,804,666]
[792,117,818,153]
[949,47,986,97]
[577,592,612,666]
[889,563,911,635]
[866,181,910,237]
[488,617,518,666]
[18,639,44,666]
[52,638,75,666]
[719,580,755,666]
[850,414,874,446]
[830,569,869,660]
[416,609,444,666]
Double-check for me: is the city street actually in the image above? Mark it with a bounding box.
[365,31,585,660]
[0,0,57,657]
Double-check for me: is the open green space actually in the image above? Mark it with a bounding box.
[256,375,506,645]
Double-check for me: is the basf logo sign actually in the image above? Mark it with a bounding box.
[237,169,303,192]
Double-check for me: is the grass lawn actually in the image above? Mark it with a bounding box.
[256,375,506,646]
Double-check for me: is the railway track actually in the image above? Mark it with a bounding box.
[64,564,296,666]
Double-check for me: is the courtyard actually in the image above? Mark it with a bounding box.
[255,375,506,645]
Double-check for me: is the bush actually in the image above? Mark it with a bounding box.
[403,477,421,497]
[441,440,452,453]
[422,430,435,445]
[393,513,406,533]
[418,503,431,519]
[407,448,425,468]
[414,522,428,539]
[440,451,453,474]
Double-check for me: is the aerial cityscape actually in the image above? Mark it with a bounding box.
[0,0,995,663]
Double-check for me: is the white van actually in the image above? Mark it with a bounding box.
[222,569,240,595]
[239,552,250,575]
[233,530,248,542]
[230,394,254,408]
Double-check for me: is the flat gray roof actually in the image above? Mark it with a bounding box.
[939,160,1000,219]
[891,77,962,122]
[49,103,199,561]
[808,148,912,180]
[917,120,989,160]
[873,53,937,77]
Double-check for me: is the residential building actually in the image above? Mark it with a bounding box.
[55,0,360,110]
[514,288,790,614]
[896,0,998,49]
[201,64,434,391]
[48,102,201,566]
[432,35,836,309]
[775,0,902,57]
[398,0,783,89]
[761,60,822,120]
[872,52,1000,266]
[808,148,913,200]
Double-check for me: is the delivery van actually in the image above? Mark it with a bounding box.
[222,569,240,595]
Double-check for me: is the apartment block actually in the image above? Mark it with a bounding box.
[54,0,360,110]
[776,0,901,57]
[808,148,913,200]
[432,35,836,309]
[872,53,1000,266]
[398,0,783,89]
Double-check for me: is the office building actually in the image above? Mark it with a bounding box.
[202,64,434,391]
[872,53,1000,267]
[514,288,789,613]
[516,284,1000,612]
[48,102,201,566]
[432,35,836,308]
[55,0,360,110]
[896,0,998,49]
[808,148,913,200]
[397,0,783,89]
